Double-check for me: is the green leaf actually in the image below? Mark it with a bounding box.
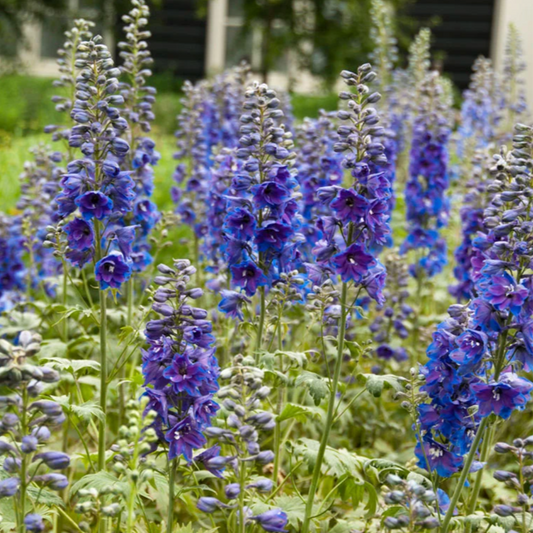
[338,473,365,508]
[149,471,169,516]
[118,325,135,344]
[274,350,308,368]
[0,497,16,532]
[381,505,406,520]
[51,395,104,422]
[0,312,41,336]
[291,438,365,477]
[70,472,128,498]
[295,371,329,406]
[356,373,407,397]
[329,520,363,533]
[344,339,363,358]
[273,495,306,528]
[27,485,64,507]
[277,403,322,423]
[39,339,68,359]
[43,357,100,375]
[363,480,378,517]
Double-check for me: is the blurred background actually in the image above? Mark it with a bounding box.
[0,0,530,140]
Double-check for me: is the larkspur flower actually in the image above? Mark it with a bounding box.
[0,332,69,533]
[219,80,303,332]
[415,125,533,491]
[141,260,219,461]
[95,252,132,290]
[370,252,412,364]
[52,35,134,290]
[400,70,451,279]
[471,373,533,419]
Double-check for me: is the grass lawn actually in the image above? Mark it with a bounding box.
[0,132,177,213]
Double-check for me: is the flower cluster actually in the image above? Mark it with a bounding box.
[142,259,219,460]
[197,355,288,533]
[501,24,528,128]
[401,71,451,279]
[313,65,390,302]
[54,35,136,290]
[204,149,242,274]
[75,398,158,529]
[295,110,343,252]
[415,122,533,475]
[450,149,492,300]
[117,0,161,272]
[0,331,69,533]
[0,214,26,311]
[172,80,213,246]
[381,474,446,530]
[45,19,94,148]
[491,437,533,525]
[455,57,500,155]
[369,0,398,93]
[222,82,301,298]
[370,251,412,365]
[18,146,63,292]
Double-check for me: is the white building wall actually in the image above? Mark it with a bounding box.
[492,0,533,107]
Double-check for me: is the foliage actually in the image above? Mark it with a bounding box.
[0,2,531,533]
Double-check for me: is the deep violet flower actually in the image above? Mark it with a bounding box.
[218,290,251,321]
[331,243,377,283]
[230,261,268,296]
[64,218,94,250]
[95,252,132,290]
[471,374,533,419]
[75,191,114,220]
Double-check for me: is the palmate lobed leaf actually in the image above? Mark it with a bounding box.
[0,311,41,336]
[356,373,407,397]
[295,371,329,406]
[51,395,104,422]
[70,471,129,498]
[291,437,366,477]
[41,356,100,375]
[277,402,322,423]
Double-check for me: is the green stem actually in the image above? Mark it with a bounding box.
[465,322,509,523]
[61,258,69,341]
[410,265,424,367]
[97,286,108,471]
[167,458,177,533]
[125,434,141,533]
[119,278,135,422]
[272,317,284,486]
[440,417,490,533]
[466,424,495,519]
[18,385,28,533]
[301,281,348,533]
[255,286,266,362]
[238,458,247,533]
